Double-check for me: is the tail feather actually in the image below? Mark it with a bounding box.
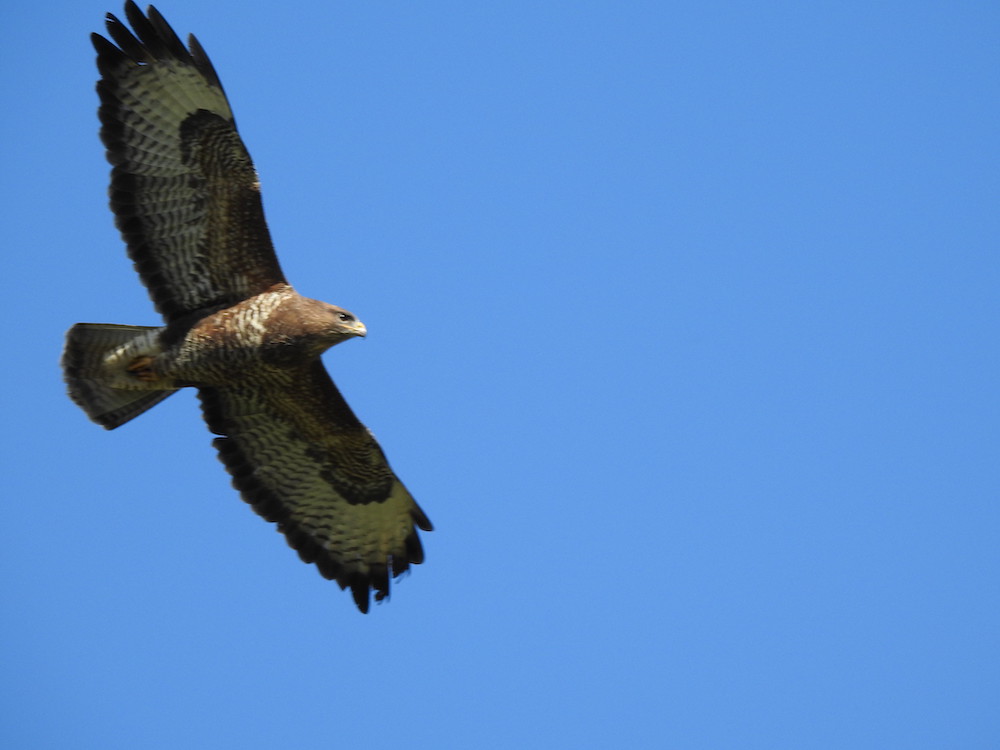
[62,323,177,429]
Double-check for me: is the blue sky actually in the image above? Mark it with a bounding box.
[2,1,998,747]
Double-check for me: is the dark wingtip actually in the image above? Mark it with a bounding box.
[350,578,371,614]
[95,3,223,92]
[412,502,433,532]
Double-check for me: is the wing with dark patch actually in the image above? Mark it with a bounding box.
[95,1,286,321]
[198,361,432,613]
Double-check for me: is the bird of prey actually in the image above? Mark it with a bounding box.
[62,2,432,613]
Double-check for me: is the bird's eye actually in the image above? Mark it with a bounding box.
[338,313,354,322]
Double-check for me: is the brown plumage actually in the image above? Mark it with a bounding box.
[62,2,432,613]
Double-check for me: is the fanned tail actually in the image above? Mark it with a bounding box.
[62,323,177,429]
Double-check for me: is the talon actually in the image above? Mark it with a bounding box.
[126,355,157,382]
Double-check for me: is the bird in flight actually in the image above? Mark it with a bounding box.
[63,2,432,613]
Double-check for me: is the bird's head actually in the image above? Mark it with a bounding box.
[261,295,367,364]
[324,304,368,342]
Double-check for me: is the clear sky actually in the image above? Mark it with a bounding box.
[2,1,998,748]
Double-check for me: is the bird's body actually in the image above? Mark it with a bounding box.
[62,2,431,613]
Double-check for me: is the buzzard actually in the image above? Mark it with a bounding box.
[62,2,432,613]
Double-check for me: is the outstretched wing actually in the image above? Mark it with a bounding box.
[94,1,286,322]
[198,361,433,613]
